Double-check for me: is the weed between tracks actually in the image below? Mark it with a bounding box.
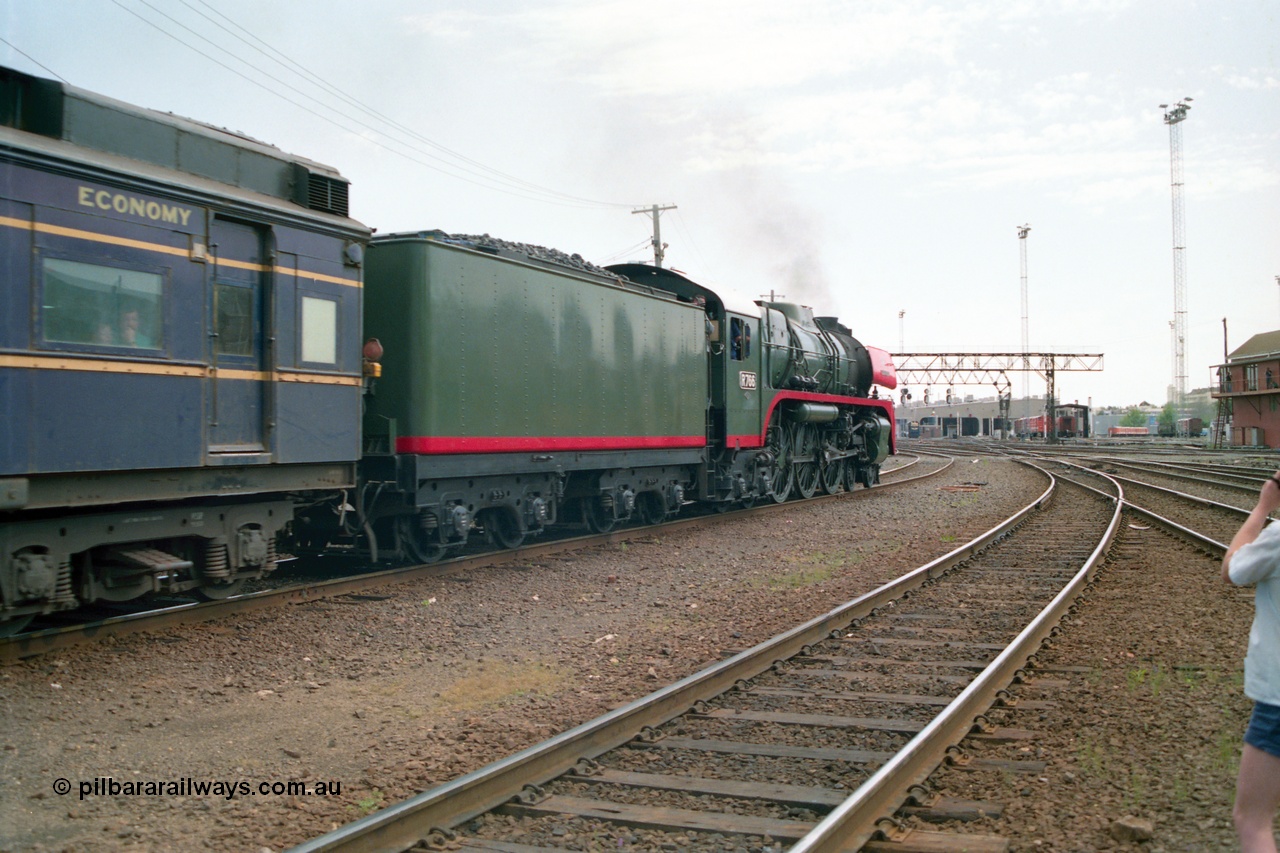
[353,790,385,816]
[749,543,899,590]
[437,661,568,711]
[1069,660,1245,814]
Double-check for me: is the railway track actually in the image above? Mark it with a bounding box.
[288,459,1121,853]
[1073,456,1265,498]
[1030,455,1262,554]
[0,456,940,664]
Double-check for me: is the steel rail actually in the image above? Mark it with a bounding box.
[1120,505,1227,556]
[1,457,947,663]
[287,456,1047,853]
[1044,457,1230,556]
[787,459,1122,853]
[1032,458,1252,517]
[1079,456,1263,494]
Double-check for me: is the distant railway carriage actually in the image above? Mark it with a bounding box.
[1013,415,1045,438]
[1108,426,1150,437]
[1177,417,1204,437]
[1014,413,1080,439]
[0,67,369,632]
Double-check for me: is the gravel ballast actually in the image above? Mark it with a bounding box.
[0,457,1259,851]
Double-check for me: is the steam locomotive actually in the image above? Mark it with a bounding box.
[0,66,896,633]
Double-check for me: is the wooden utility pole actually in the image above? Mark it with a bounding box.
[632,204,677,267]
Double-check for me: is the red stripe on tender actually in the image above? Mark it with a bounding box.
[395,435,707,454]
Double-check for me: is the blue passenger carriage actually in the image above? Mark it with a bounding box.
[0,68,370,632]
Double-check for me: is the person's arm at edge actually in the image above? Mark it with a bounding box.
[1223,474,1280,584]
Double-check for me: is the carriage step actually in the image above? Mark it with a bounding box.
[110,547,194,574]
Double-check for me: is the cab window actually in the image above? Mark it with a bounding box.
[729,318,751,361]
[42,257,163,350]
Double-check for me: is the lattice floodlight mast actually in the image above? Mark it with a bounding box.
[1161,98,1192,414]
[1017,225,1031,419]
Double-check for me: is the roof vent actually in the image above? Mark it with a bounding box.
[293,164,349,217]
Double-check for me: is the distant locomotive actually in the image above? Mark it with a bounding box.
[1013,413,1080,439]
[0,66,896,633]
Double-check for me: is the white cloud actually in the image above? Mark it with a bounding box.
[1223,73,1280,90]
[406,1,993,98]
[403,9,487,40]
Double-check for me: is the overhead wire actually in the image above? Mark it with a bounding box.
[117,0,600,207]
[0,37,68,82]
[6,3,702,265]
[108,0,638,209]
[672,208,713,275]
[593,237,654,266]
[178,0,632,209]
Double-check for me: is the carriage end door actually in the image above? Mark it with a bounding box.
[208,218,269,455]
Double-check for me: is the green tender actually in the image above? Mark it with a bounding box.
[364,235,708,449]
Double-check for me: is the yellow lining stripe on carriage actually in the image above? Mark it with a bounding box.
[0,353,206,377]
[0,215,362,289]
[0,354,362,386]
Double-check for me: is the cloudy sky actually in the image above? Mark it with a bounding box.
[4,0,1277,407]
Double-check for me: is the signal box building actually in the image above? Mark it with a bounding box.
[1211,330,1280,448]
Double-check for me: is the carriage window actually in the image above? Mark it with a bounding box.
[215,283,254,356]
[301,296,337,365]
[42,258,162,350]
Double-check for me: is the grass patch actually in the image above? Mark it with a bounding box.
[437,660,567,710]
[1215,726,1240,774]
[746,544,899,590]
[1125,770,1149,810]
[353,790,384,815]
[758,564,836,589]
[1125,664,1169,696]
[1075,736,1108,777]
[749,550,853,589]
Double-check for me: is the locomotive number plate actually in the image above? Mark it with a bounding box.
[739,371,757,390]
